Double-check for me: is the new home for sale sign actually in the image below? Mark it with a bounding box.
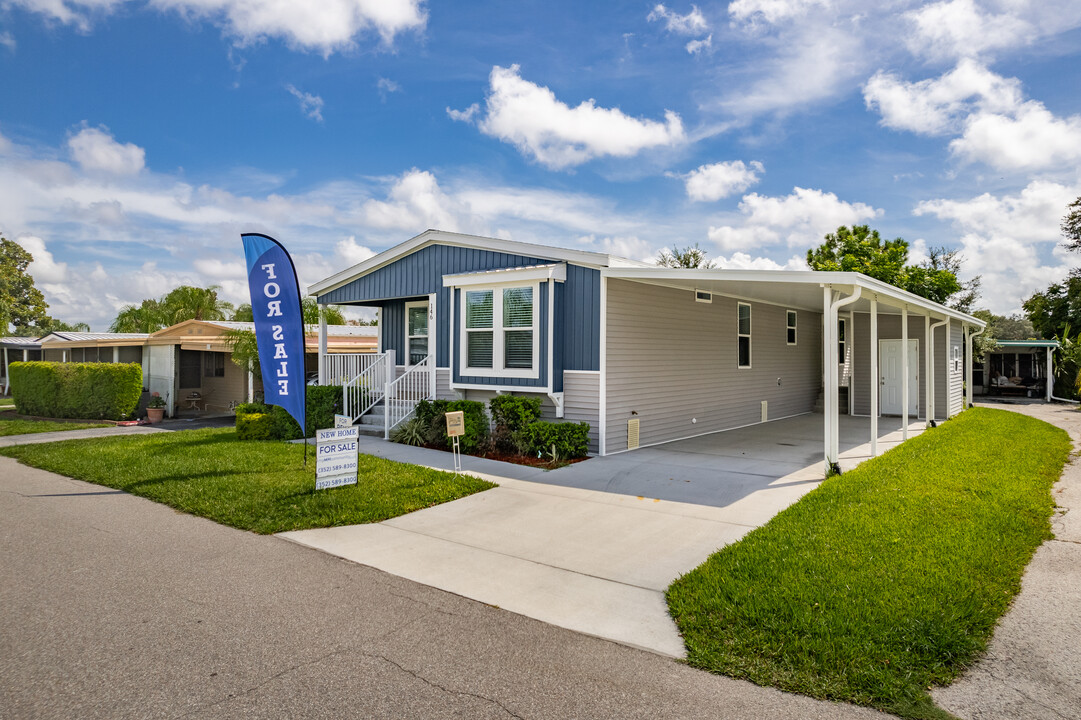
[316,426,359,490]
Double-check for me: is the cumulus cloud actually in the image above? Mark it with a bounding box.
[727,0,829,25]
[361,169,467,232]
[15,235,68,283]
[715,251,807,271]
[682,160,763,201]
[914,180,1080,313]
[864,59,1081,171]
[707,187,882,250]
[470,65,686,170]
[67,126,146,175]
[285,84,324,122]
[904,0,1035,62]
[647,4,709,35]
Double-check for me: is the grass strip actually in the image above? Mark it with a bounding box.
[0,418,112,436]
[0,427,494,533]
[667,407,1070,720]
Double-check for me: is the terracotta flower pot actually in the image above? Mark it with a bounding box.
[146,407,165,424]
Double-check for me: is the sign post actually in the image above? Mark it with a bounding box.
[315,426,359,490]
[445,411,464,475]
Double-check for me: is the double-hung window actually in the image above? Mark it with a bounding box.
[462,284,538,377]
[786,310,797,345]
[737,302,751,368]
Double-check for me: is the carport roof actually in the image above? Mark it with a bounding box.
[601,267,985,326]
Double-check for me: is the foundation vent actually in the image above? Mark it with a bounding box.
[627,418,640,450]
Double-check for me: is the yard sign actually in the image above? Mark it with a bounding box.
[315,426,359,490]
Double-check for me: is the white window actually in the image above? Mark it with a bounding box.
[461,283,539,378]
[786,310,797,345]
[838,318,847,362]
[737,302,751,368]
[405,301,429,366]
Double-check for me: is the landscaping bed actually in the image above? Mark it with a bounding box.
[0,428,494,534]
[666,407,1071,720]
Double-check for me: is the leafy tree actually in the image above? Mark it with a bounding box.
[224,327,261,378]
[160,285,233,324]
[973,312,1037,341]
[232,303,254,322]
[657,243,715,269]
[0,237,51,335]
[110,299,167,333]
[1023,271,1081,340]
[807,225,974,308]
[1062,196,1081,253]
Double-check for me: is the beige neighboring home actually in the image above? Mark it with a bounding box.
[31,320,376,418]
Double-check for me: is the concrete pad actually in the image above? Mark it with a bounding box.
[0,424,167,448]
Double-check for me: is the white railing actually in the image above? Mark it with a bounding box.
[343,351,391,423]
[324,352,381,386]
[385,355,434,438]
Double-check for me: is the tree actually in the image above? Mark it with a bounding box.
[807,225,974,308]
[1023,272,1081,339]
[160,285,233,324]
[0,237,51,335]
[657,243,715,269]
[223,326,261,378]
[1062,196,1081,253]
[110,299,167,333]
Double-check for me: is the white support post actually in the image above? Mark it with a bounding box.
[3,346,9,395]
[113,346,119,363]
[247,360,254,403]
[902,305,909,440]
[870,297,878,457]
[428,293,437,400]
[823,286,833,472]
[1047,346,1054,402]
[376,307,383,353]
[384,348,396,440]
[318,308,327,386]
[924,315,931,428]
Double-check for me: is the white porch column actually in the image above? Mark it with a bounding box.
[823,286,833,472]
[384,348,396,440]
[924,315,931,428]
[113,346,119,363]
[902,305,909,440]
[247,360,254,403]
[870,296,878,457]
[317,307,327,386]
[376,307,383,353]
[3,347,9,395]
[1047,346,1054,402]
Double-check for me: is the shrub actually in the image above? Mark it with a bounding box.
[10,361,142,420]
[517,420,590,461]
[411,398,489,454]
[236,412,275,441]
[390,416,427,446]
[232,385,344,440]
[489,395,542,432]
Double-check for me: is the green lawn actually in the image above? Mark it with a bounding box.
[667,408,1071,720]
[0,418,112,436]
[0,428,495,534]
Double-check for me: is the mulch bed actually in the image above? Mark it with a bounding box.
[415,441,589,470]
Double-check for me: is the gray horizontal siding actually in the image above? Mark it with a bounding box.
[605,279,822,454]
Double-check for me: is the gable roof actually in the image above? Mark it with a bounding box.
[308,229,650,297]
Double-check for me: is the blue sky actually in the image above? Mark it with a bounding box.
[1,0,1080,328]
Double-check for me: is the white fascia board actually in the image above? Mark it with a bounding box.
[309,229,619,297]
[442,263,567,287]
[600,267,986,327]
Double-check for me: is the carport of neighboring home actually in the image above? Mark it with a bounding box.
[309,230,984,472]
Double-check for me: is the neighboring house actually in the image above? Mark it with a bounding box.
[309,230,985,467]
[974,339,1058,400]
[30,321,376,417]
[1,337,43,395]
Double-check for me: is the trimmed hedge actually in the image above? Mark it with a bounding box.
[518,421,590,460]
[234,385,344,440]
[10,361,142,420]
[488,395,542,432]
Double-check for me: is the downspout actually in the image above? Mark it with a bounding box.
[928,317,948,425]
[1049,345,1081,404]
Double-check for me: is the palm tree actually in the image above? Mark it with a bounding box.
[161,285,234,324]
[110,299,167,333]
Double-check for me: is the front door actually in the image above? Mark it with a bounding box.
[880,339,919,416]
[405,301,429,366]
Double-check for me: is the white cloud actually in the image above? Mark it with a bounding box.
[914,180,1081,313]
[361,169,467,232]
[685,34,712,54]
[727,0,829,25]
[683,160,763,201]
[647,4,709,35]
[446,103,479,123]
[67,126,146,175]
[285,84,324,122]
[950,103,1081,171]
[0,30,15,50]
[715,251,807,271]
[864,59,1081,171]
[4,0,128,31]
[377,77,401,102]
[334,236,375,266]
[472,65,686,170]
[708,186,882,250]
[151,0,426,52]
[904,0,1037,62]
[15,234,68,283]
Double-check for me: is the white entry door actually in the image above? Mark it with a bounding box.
[880,339,919,416]
[405,300,430,366]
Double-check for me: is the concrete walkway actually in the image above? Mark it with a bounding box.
[934,401,1081,720]
[284,413,924,657]
[0,424,167,448]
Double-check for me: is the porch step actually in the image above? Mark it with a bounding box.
[354,423,384,438]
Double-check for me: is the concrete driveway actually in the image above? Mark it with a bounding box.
[285,412,923,656]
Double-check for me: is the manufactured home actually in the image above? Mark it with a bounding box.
[309,230,984,469]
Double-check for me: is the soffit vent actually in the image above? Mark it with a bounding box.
[627,418,640,450]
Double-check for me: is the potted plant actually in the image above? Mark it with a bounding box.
[146,392,166,424]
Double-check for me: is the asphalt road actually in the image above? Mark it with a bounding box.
[0,457,890,720]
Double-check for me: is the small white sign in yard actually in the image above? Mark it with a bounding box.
[334,414,352,428]
[315,426,359,490]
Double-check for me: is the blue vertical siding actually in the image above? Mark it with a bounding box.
[562,264,600,371]
[553,282,565,392]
